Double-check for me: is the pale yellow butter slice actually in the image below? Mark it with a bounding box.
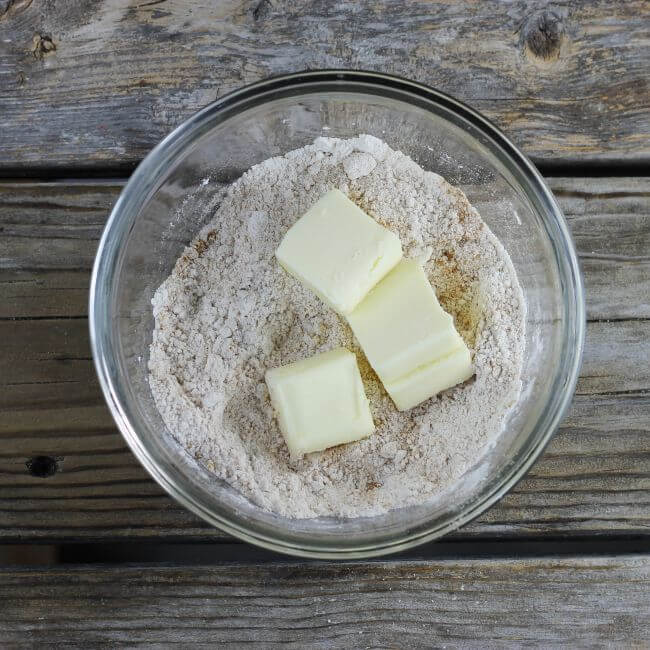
[347,259,473,411]
[275,189,402,314]
[385,346,473,411]
[265,347,375,457]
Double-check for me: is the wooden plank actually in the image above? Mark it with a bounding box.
[0,1,648,169]
[1,316,648,406]
[1,391,647,541]
[558,177,650,321]
[1,177,648,320]
[0,181,118,318]
[1,556,648,646]
[0,177,649,541]
[477,392,650,537]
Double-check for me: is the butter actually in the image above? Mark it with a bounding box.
[385,346,473,411]
[275,189,402,314]
[265,347,375,457]
[347,259,473,411]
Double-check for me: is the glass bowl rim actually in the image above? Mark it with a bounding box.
[89,69,586,559]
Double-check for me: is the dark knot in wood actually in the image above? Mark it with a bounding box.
[252,0,273,21]
[26,456,59,478]
[522,10,565,61]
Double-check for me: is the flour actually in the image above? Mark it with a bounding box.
[148,135,525,519]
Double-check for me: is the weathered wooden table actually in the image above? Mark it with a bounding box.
[1,1,648,646]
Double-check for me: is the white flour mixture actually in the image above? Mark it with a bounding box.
[148,135,525,518]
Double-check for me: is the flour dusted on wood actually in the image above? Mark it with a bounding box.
[148,135,525,518]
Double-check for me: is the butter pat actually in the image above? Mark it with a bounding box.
[347,259,473,411]
[265,347,375,457]
[385,346,472,411]
[275,189,402,314]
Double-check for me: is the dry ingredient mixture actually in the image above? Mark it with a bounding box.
[148,135,525,519]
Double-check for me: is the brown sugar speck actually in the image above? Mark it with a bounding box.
[457,204,471,224]
[194,239,208,255]
[434,253,480,348]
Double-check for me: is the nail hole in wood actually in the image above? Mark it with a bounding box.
[26,455,58,478]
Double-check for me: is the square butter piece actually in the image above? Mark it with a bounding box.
[347,259,473,411]
[275,188,402,314]
[265,347,375,457]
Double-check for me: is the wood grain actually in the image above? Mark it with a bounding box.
[1,556,648,646]
[0,0,648,170]
[2,177,648,320]
[0,177,648,542]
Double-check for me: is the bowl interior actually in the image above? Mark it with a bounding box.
[92,74,583,557]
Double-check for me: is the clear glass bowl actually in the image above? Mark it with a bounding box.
[90,71,585,558]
